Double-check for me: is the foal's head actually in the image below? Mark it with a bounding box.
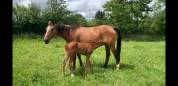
[44,21,64,44]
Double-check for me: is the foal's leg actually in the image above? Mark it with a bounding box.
[63,53,70,74]
[104,45,111,68]
[110,47,120,69]
[69,55,75,77]
[88,56,92,72]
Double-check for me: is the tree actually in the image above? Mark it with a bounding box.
[13,4,42,33]
[95,10,105,19]
[13,0,87,34]
[103,0,152,34]
[42,0,70,23]
[150,0,165,35]
[94,10,107,25]
[64,13,88,26]
[27,4,41,24]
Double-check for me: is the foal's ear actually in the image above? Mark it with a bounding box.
[48,20,54,25]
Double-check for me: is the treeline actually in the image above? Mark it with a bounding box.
[13,0,165,36]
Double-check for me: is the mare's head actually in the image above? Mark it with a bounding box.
[44,21,64,44]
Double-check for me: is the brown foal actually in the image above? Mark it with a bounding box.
[63,41,104,77]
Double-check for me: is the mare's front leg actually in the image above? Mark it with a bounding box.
[85,55,91,74]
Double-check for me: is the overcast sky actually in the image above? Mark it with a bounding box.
[13,0,110,19]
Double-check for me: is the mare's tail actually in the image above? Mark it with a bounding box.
[113,27,122,57]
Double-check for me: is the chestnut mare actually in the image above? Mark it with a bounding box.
[63,41,105,77]
[44,21,122,69]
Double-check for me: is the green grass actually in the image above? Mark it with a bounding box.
[13,36,165,86]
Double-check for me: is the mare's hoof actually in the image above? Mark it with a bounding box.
[116,64,120,70]
[71,74,74,77]
[103,65,107,68]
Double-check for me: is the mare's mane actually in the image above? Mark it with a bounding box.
[55,23,80,33]
[54,23,65,33]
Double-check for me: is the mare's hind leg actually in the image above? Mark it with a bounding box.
[72,55,76,69]
[104,45,111,68]
[72,54,83,70]
[77,54,83,67]
[110,47,120,69]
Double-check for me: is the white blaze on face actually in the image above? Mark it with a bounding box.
[46,26,52,31]
[45,26,52,38]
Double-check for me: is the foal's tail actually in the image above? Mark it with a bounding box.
[113,27,122,56]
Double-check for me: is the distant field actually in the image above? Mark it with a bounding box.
[13,35,165,86]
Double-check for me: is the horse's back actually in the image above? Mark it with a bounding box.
[97,25,116,34]
[80,25,116,35]
[97,25,117,44]
[73,27,101,42]
[72,25,117,44]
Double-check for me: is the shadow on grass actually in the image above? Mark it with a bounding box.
[119,63,135,70]
[92,63,135,70]
[72,63,135,78]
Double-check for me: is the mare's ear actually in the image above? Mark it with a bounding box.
[48,20,54,25]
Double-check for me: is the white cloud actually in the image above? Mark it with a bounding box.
[13,0,48,8]
[13,0,109,18]
[13,0,31,7]
[66,0,109,18]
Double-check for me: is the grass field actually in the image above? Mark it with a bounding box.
[13,35,165,86]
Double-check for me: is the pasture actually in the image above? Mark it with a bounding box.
[13,35,165,86]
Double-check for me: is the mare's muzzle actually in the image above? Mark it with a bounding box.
[44,40,49,44]
[44,37,49,44]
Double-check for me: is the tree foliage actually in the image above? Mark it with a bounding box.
[103,0,152,34]
[150,0,165,35]
[13,0,88,34]
[13,0,165,36]
[13,4,41,33]
[64,13,88,26]
[95,10,105,19]
[41,0,69,23]
[94,10,107,25]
